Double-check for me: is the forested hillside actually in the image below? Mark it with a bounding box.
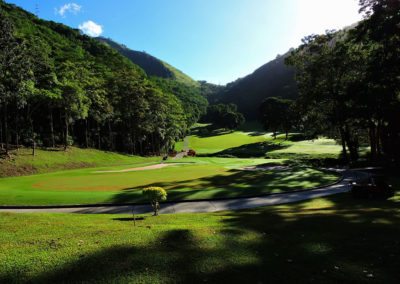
[0,1,199,156]
[216,53,298,119]
[96,37,208,126]
[96,37,199,88]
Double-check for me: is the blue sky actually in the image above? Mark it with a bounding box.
[6,0,362,84]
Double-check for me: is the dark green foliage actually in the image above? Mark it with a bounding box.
[198,80,225,101]
[286,0,400,162]
[258,97,296,139]
[96,37,207,128]
[0,1,189,155]
[217,53,298,119]
[202,104,245,130]
[151,78,208,126]
[0,8,32,155]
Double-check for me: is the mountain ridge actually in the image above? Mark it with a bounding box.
[96,37,199,88]
[216,51,298,119]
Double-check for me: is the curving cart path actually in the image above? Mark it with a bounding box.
[0,169,366,215]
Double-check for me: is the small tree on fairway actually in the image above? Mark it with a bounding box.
[142,187,167,216]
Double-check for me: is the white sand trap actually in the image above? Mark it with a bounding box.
[95,163,179,173]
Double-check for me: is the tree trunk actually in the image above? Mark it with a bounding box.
[129,132,134,155]
[151,133,156,155]
[108,120,113,150]
[132,129,136,155]
[344,125,359,162]
[152,201,159,216]
[85,119,89,148]
[64,112,69,151]
[60,112,64,149]
[376,120,382,158]
[30,117,35,156]
[49,108,55,148]
[97,121,101,150]
[339,127,348,162]
[0,116,3,150]
[15,112,19,151]
[4,103,9,156]
[369,123,377,161]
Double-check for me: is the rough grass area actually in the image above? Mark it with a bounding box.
[0,158,339,206]
[1,193,399,283]
[0,147,157,177]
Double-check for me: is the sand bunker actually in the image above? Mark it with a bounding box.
[95,163,177,173]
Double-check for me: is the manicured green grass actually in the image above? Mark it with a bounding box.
[1,192,399,283]
[0,158,338,206]
[176,126,342,159]
[267,138,344,159]
[0,147,158,177]
[176,130,268,154]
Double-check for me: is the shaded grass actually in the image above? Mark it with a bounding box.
[0,192,399,283]
[112,167,339,204]
[0,158,338,206]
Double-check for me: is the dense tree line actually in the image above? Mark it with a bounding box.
[285,0,400,162]
[202,104,245,130]
[0,2,200,156]
[258,97,296,139]
[151,78,208,126]
[198,81,225,103]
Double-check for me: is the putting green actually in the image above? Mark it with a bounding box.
[0,158,339,206]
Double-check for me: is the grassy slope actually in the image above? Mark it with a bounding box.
[0,147,158,177]
[176,128,343,159]
[161,61,200,88]
[1,192,399,283]
[0,158,338,206]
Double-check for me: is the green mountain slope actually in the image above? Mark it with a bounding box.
[217,52,298,119]
[0,1,192,155]
[97,37,199,87]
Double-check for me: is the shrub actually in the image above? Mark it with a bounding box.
[142,187,167,216]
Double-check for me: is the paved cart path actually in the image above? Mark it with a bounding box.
[0,169,365,215]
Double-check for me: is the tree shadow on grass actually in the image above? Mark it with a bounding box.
[109,168,337,204]
[23,230,201,283]
[199,142,289,158]
[191,127,234,138]
[213,194,400,283]
[3,194,400,283]
[113,217,145,222]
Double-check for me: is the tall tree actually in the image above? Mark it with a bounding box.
[258,97,294,139]
[0,12,31,156]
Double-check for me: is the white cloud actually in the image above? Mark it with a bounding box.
[55,3,82,17]
[78,20,103,37]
